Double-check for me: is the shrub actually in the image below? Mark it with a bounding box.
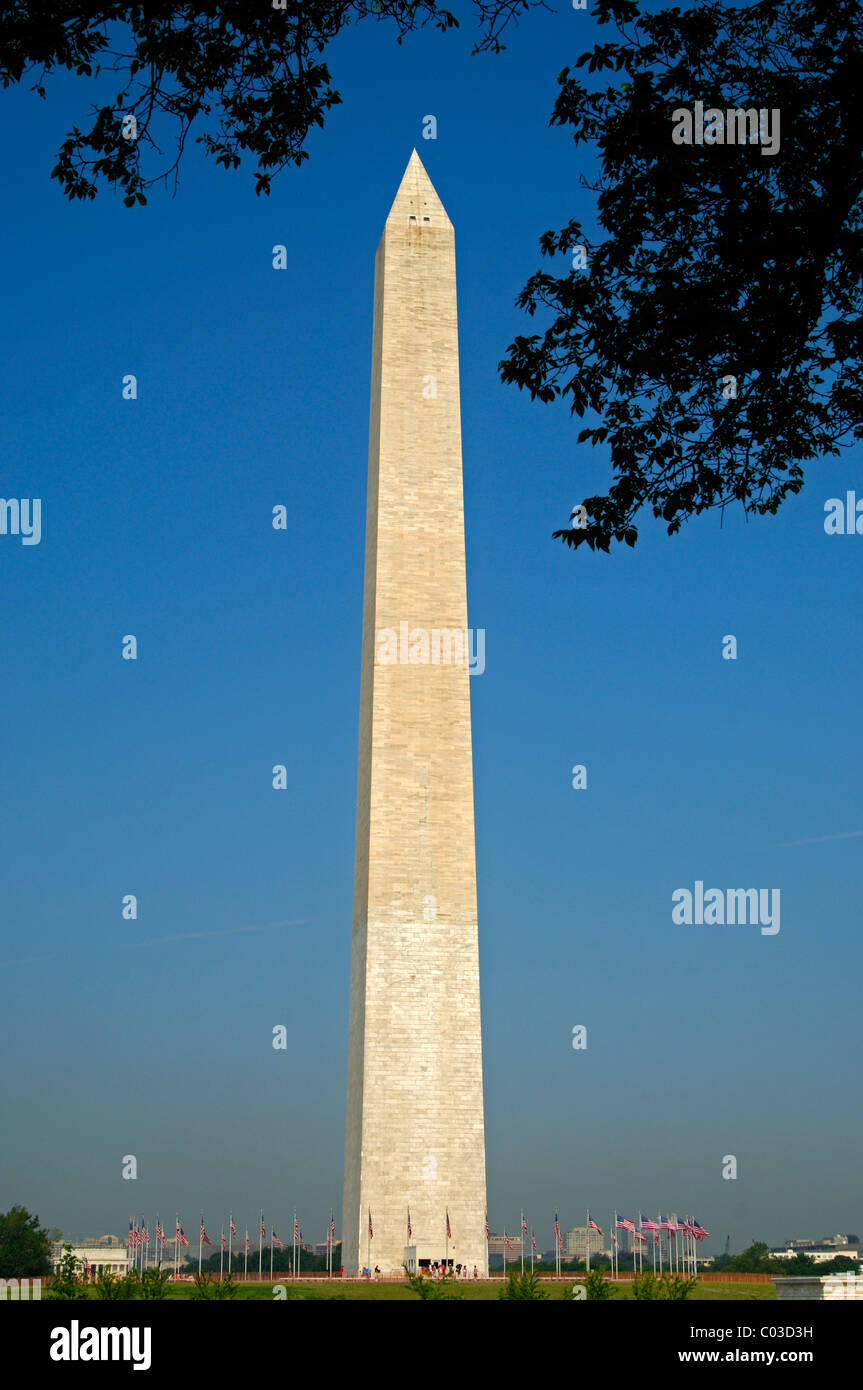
[662,1273,698,1301]
[140,1265,172,1300]
[498,1271,549,1300]
[576,1269,616,1300]
[632,1273,663,1300]
[47,1247,90,1301]
[403,1266,465,1301]
[93,1268,141,1300]
[191,1272,238,1300]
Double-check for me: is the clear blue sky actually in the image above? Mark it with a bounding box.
[1,2,859,1255]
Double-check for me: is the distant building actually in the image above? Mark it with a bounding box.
[773,1245,860,1265]
[779,1235,859,1263]
[564,1227,605,1259]
[53,1239,129,1276]
[488,1235,524,1260]
[785,1234,851,1250]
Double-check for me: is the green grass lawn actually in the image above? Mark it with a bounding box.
[154,1278,776,1301]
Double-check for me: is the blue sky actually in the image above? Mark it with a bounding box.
[1,1,860,1256]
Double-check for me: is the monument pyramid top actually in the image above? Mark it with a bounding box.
[384,148,451,229]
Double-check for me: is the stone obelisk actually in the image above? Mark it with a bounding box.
[342,151,487,1276]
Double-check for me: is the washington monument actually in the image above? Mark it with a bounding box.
[342,151,488,1276]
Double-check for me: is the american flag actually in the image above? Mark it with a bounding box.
[485,1216,490,1240]
[616,1217,636,1232]
[612,1233,617,1247]
[558,1231,563,1252]
[521,1215,528,1235]
[143,1223,149,1245]
[531,1235,537,1253]
[331,1216,336,1240]
[407,1210,412,1240]
[300,1233,308,1252]
[446,1210,452,1240]
[554,1212,560,1245]
[640,1216,660,1231]
[128,1220,133,1248]
[178,1224,189,1247]
[156,1222,164,1243]
[692,1220,710,1238]
[504,1234,513,1251]
[261,1216,266,1239]
[230,1217,237,1239]
[245,1232,250,1253]
[634,1232,647,1243]
[588,1214,603,1234]
[654,1232,659,1245]
[368,1210,374,1240]
[132,1223,140,1246]
[200,1222,213,1246]
[272,1230,283,1249]
[221,1232,226,1248]
[294,1216,299,1242]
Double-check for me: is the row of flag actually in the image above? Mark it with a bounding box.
[608,1214,711,1241]
[126,1211,339,1258]
[126,1208,709,1262]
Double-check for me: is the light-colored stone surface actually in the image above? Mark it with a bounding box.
[775,1275,863,1299]
[342,151,488,1275]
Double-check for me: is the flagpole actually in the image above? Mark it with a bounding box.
[586,1210,590,1275]
[445,1210,449,1271]
[244,1225,248,1281]
[199,1210,203,1278]
[220,1225,224,1278]
[613,1211,617,1280]
[502,1227,506,1280]
[367,1207,371,1274]
[293,1206,297,1281]
[270,1235,273,1283]
[520,1209,524,1275]
[259,1210,263,1280]
[228,1211,232,1275]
